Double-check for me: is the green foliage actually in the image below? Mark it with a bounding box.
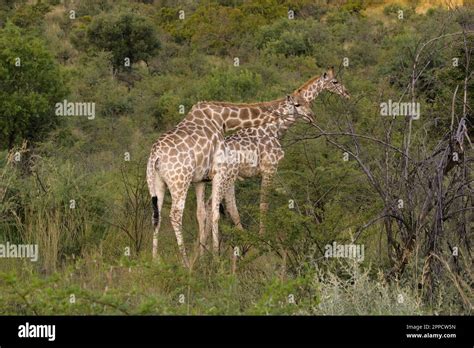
[201,67,264,101]
[160,0,288,56]
[1,156,108,267]
[0,1,471,315]
[311,260,424,315]
[73,0,114,17]
[181,5,252,55]
[341,0,366,15]
[256,19,325,57]
[251,275,318,314]
[0,255,454,315]
[10,2,51,29]
[0,23,67,149]
[86,11,160,70]
[284,0,328,19]
[383,4,415,19]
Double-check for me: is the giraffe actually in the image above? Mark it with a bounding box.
[146,94,312,267]
[201,67,350,254]
[203,95,314,257]
[200,104,313,259]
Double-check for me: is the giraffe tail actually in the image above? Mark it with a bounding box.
[146,153,160,227]
[152,196,159,227]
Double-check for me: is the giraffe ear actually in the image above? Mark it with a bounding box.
[286,95,293,102]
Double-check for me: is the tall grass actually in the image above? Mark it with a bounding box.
[0,147,470,315]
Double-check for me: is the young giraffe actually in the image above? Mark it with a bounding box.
[203,95,314,256]
[201,67,350,252]
[146,94,311,267]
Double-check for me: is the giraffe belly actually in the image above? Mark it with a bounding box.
[238,166,260,178]
[237,156,261,178]
[225,140,261,179]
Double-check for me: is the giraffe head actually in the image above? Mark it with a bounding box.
[320,67,350,99]
[284,94,315,123]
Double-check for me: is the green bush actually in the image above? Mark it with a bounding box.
[86,11,160,71]
[200,67,264,102]
[11,2,51,29]
[383,4,415,19]
[0,23,67,149]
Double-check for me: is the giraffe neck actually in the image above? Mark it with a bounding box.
[196,98,289,132]
[261,115,297,139]
[295,75,325,104]
[277,116,298,138]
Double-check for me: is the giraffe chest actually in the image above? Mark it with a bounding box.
[258,137,284,171]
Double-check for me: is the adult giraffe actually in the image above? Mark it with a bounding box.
[146,94,313,267]
[202,67,350,249]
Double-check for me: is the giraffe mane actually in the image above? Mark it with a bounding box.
[202,98,287,108]
[294,74,322,93]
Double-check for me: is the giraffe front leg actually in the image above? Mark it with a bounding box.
[225,185,243,274]
[210,173,225,255]
[224,185,243,231]
[194,182,207,257]
[202,197,212,256]
[259,172,275,236]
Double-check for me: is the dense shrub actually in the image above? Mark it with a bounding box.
[86,11,160,70]
[0,23,67,149]
[0,1,471,315]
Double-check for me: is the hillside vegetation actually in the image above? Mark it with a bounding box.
[0,0,472,315]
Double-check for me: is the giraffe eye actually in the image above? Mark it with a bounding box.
[294,103,300,107]
[332,81,338,84]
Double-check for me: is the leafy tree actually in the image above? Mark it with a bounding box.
[11,2,51,29]
[86,12,160,71]
[0,23,67,150]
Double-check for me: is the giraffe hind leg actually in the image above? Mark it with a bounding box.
[152,175,165,260]
[169,181,191,268]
